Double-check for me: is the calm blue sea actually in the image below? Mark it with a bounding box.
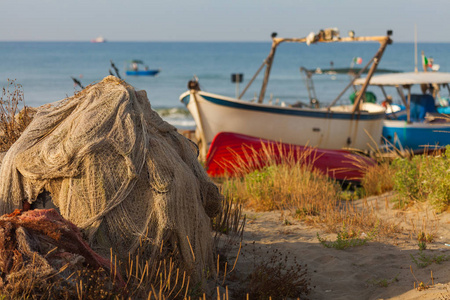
[1,41,450,129]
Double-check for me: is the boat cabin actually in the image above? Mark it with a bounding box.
[354,72,450,123]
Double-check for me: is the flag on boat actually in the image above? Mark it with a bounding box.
[354,57,362,64]
[423,56,433,68]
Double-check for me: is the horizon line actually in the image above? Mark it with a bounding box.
[0,40,448,43]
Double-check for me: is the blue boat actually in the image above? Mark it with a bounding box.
[354,72,450,153]
[125,60,160,76]
[126,69,160,76]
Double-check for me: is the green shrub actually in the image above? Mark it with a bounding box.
[392,147,450,212]
[392,156,424,203]
[244,166,277,201]
[423,147,450,212]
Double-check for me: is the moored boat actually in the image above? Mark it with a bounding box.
[91,36,106,43]
[125,60,160,76]
[205,132,376,182]
[126,69,160,76]
[180,29,393,158]
[354,71,450,152]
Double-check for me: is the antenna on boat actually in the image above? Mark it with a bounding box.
[414,24,418,73]
[231,73,243,98]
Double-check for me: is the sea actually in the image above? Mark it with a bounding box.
[1,40,450,130]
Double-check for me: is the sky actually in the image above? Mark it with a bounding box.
[2,0,450,42]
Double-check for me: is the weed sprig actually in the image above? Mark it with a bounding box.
[410,250,450,268]
[316,223,378,250]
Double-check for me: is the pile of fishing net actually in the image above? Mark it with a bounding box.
[0,76,222,281]
[0,208,123,296]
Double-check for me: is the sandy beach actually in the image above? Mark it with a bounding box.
[222,192,450,299]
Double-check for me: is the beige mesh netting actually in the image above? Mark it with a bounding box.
[0,76,222,278]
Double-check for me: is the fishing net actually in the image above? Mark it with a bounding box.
[0,76,222,278]
[0,208,123,293]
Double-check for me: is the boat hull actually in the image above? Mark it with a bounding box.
[383,120,450,152]
[126,70,160,76]
[180,90,385,154]
[205,132,375,182]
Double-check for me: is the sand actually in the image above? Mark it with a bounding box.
[223,192,450,299]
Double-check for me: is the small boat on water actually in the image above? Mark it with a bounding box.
[180,29,393,159]
[91,36,106,43]
[205,132,375,182]
[125,60,160,76]
[354,71,450,152]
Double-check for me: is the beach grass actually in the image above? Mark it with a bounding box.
[391,146,450,212]
[360,157,395,197]
[0,79,32,152]
[219,145,405,239]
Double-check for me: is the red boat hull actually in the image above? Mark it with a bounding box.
[205,132,375,182]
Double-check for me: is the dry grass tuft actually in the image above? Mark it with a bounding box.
[309,198,402,237]
[361,159,395,196]
[0,80,32,152]
[221,143,339,213]
[212,195,246,273]
[221,143,403,239]
[238,249,311,299]
[0,247,192,299]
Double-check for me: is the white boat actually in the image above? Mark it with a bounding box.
[180,29,392,158]
[91,36,106,43]
[354,71,450,152]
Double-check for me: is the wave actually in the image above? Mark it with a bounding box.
[154,107,191,117]
[155,107,196,130]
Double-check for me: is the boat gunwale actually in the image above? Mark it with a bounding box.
[383,119,450,128]
[180,90,386,121]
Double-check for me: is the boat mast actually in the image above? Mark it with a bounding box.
[258,33,280,103]
[255,30,393,105]
[414,24,418,73]
[351,31,393,113]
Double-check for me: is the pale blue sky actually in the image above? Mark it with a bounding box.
[2,0,449,42]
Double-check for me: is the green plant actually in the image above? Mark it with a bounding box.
[392,156,424,204]
[368,274,399,287]
[391,148,450,212]
[317,224,377,250]
[339,184,365,201]
[243,166,279,210]
[417,231,434,251]
[424,147,450,212]
[410,250,450,268]
[418,240,427,251]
